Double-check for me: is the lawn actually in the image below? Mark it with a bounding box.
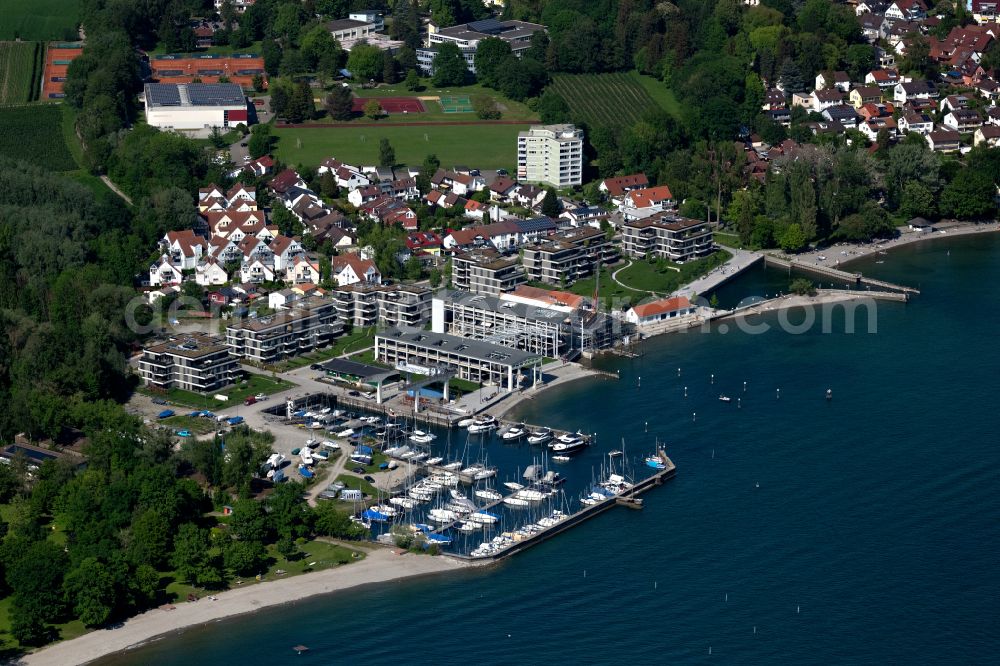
[160,414,218,435]
[0,41,42,105]
[549,70,682,129]
[336,473,377,496]
[330,80,538,124]
[146,373,296,410]
[146,41,263,57]
[0,104,74,170]
[275,327,376,371]
[566,251,733,305]
[274,122,529,171]
[714,231,742,249]
[0,0,79,41]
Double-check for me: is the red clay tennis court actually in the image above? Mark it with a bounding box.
[351,96,426,114]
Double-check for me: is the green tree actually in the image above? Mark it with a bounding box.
[405,256,423,280]
[347,43,383,81]
[940,169,997,219]
[382,50,398,84]
[63,557,118,627]
[537,90,569,124]
[900,181,936,220]
[540,188,561,217]
[789,278,816,296]
[224,540,267,576]
[779,223,807,252]
[127,509,171,569]
[474,37,512,88]
[379,138,396,167]
[432,42,468,87]
[229,498,271,543]
[404,69,421,91]
[301,23,342,71]
[172,523,216,585]
[364,99,383,120]
[325,85,354,121]
[472,95,501,120]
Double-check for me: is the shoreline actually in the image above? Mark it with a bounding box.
[491,362,607,419]
[19,548,472,666]
[790,221,1000,269]
[715,289,906,320]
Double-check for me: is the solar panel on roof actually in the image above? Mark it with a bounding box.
[466,18,504,33]
[186,83,245,106]
[146,84,182,106]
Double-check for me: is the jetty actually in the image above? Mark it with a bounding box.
[446,452,677,563]
[763,255,919,294]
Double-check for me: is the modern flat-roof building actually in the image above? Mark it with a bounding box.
[138,333,240,392]
[517,124,584,188]
[451,248,526,296]
[328,18,375,42]
[375,327,542,392]
[620,214,714,262]
[144,83,248,131]
[418,18,545,74]
[330,284,432,329]
[521,226,615,286]
[225,297,342,364]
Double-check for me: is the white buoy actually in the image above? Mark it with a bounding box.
[776,388,780,399]
[645,421,648,432]
[684,386,688,397]
[693,412,696,422]
[755,481,759,488]
[654,581,658,589]
[712,449,715,459]
[584,570,587,577]
[677,367,681,376]
[743,381,747,392]
[638,376,641,388]
[725,593,728,602]
[709,647,712,655]
[797,605,800,613]
[711,373,714,384]
[738,398,741,409]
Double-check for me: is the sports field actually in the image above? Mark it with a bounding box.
[549,70,683,128]
[0,0,80,41]
[274,123,529,171]
[0,41,43,105]
[42,42,83,99]
[350,96,426,114]
[440,95,472,113]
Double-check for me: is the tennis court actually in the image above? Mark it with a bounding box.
[351,96,426,114]
[439,95,473,113]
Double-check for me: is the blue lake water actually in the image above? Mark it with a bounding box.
[105,234,1000,664]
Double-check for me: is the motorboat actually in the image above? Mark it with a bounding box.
[501,424,527,441]
[503,481,524,491]
[527,428,553,445]
[298,464,314,479]
[607,450,623,458]
[645,455,667,470]
[300,450,314,465]
[467,416,498,434]
[552,455,571,462]
[550,433,588,454]
[409,429,437,444]
[313,449,329,461]
[515,489,545,502]
[719,395,732,403]
[502,496,530,507]
[336,428,355,437]
[389,497,416,509]
[426,456,443,466]
[428,508,459,523]
[456,417,476,427]
[370,504,397,517]
[457,521,479,533]
[321,440,340,451]
[466,510,499,524]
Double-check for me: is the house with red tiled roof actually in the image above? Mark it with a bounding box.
[625,296,696,327]
[500,285,584,312]
[406,231,443,255]
[286,256,320,284]
[195,256,229,286]
[464,199,487,220]
[160,230,207,269]
[148,254,184,287]
[865,69,900,89]
[599,173,649,203]
[204,210,267,239]
[240,258,276,283]
[331,254,381,287]
[268,235,305,271]
[488,176,518,202]
[621,185,675,219]
[268,169,306,196]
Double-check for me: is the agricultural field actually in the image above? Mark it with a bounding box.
[549,70,683,129]
[0,0,80,41]
[0,103,74,170]
[274,122,530,171]
[0,41,43,105]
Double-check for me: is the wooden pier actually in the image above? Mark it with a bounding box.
[764,255,920,294]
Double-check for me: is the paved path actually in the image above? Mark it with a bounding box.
[673,248,763,300]
[609,260,650,294]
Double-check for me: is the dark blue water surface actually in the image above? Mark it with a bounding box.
[106,234,1000,665]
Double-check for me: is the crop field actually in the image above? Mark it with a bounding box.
[274,122,529,171]
[0,0,80,41]
[0,41,43,105]
[549,71,682,128]
[0,104,74,170]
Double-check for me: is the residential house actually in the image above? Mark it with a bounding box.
[443,221,521,252]
[286,256,321,284]
[358,196,417,230]
[331,284,431,329]
[268,235,305,271]
[426,189,467,209]
[860,116,898,140]
[885,0,927,21]
[855,1,890,15]
[815,71,851,92]
[268,288,298,310]
[860,13,885,42]
[160,230,207,270]
[488,176,518,202]
[430,169,485,196]
[974,124,1000,146]
[943,108,983,132]
[762,88,787,111]
[561,206,609,227]
[226,297,340,363]
[894,81,937,104]
[207,236,243,264]
[926,129,961,152]
[204,210,267,239]
[811,88,845,112]
[331,254,381,287]
[464,199,488,220]
[822,105,859,127]
[268,169,307,197]
[208,287,239,307]
[621,185,676,220]
[866,69,900,89]
[240,258,276,283]
[512,216,557,243]
[149,254,184,286]
[318,158,371,189]
[521,226,615,286]
[599,173,649,205]
[511,183,546,209]
[972,0,1000,23]
[195,256,229,286]
[405,231,443,256]
[849,86,883,108]
[138,333,238,392]
[940,94,973,113]
[898,112,934,135]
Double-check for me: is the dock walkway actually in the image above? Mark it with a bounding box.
[764,255,919,294]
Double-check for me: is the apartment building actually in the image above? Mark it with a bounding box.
[138,333,239,393]
[517,124,584,188]
[451,248,526,296]
[521,226,615,286]
[225,297,341,364]
[620,214,714,261]
[375,327,542,392]
[331,284,432,328]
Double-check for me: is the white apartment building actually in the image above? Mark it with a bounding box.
[517,124,584,188]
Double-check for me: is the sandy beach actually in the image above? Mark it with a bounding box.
[790,220,1000,269]
[18,548,470,666]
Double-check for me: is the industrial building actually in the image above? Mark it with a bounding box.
[375,327,543,392]
[138,333,239,392]
[144,83,249,131]
[517,124,584,188]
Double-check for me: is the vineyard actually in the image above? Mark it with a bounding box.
[0,104,73,170]
[0,41,43,105]
[549,71,680,129]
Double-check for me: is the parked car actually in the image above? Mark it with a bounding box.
[151,397,167,405]
[348,390,360,397]
[254,393,267,401]
[244,396,256,406]
[352,466,365,474]
[363,475,375,483]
